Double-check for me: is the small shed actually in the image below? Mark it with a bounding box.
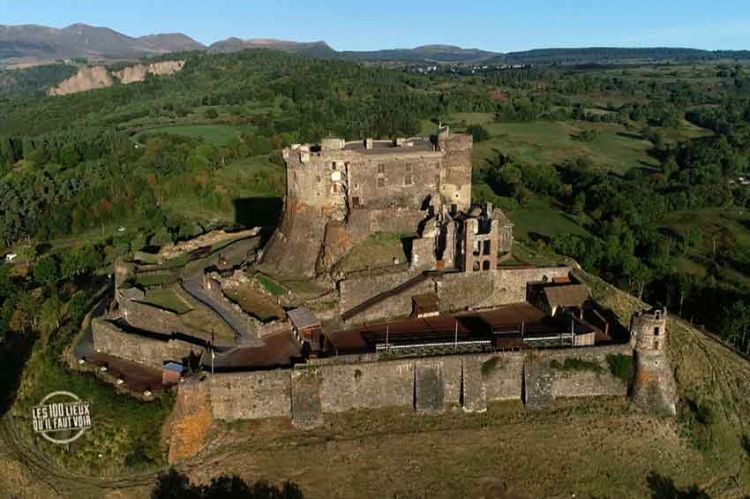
[161,362,185,386]
[411,292,439,318]
[287,307,323,352]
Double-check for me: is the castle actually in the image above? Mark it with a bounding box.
[262,128,511,277]
[85,127,678,426]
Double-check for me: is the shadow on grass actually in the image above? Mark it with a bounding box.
[647,471,710,498]
[233,197,283,230]
[616,131,645,141]
[152,468,304,498]
[0,331,36,418]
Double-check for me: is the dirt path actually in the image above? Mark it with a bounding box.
[0,416,155,498]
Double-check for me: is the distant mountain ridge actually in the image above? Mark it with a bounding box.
[207,38,336,58]
[1,23,749,67]
[338,44,497,63]
[0,23,205,65]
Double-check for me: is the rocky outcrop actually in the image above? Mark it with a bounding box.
[48,66,113,96]
[113,60,185,84]
[47,59,184,96]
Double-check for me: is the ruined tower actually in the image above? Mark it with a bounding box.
[262,130,473,278]
[630,307,678,415]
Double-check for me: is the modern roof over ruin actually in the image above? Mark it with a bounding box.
[543,284,590,309]
[412,292,439,310]
[287,307,321,330]
[328,302,565,353]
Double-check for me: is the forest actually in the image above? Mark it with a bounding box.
[1,48,750,361]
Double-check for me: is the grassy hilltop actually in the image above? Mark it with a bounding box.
[1,266,749,497]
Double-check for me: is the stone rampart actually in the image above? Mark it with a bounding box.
[120,299,179,336]
[209,371,291,420]
[92,318,207,367]
[339,266,571,324]
[202,344,630,424]
[318,360,415,413]
[339,270,434,323]
[524,344,632,408]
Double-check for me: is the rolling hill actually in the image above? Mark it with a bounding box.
[4,23,750,68]
[0,23,204,66]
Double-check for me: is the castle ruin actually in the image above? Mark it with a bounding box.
[84,126,679,427]
[630,307,678,415]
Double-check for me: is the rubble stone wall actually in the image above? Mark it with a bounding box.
[203,345,631,423]
[339,266,572,324]
[209,371,292,420]
[91,318,206,367]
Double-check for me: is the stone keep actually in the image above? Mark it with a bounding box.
[630,308,678,415]
[261,129,473,278]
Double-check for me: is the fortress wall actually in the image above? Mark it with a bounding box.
[461,357,487,411]
[346,154,441,211]
[422,355,462,406]
[291,368,323,428]
[317,359,415,413]
[438,133,473,212]
[632,351,678,415]
[121,299,181,336]
[209,371,291,420]
[92,318,207,368]
[120,298,222,344]
[339,266,572,324]
[414,361,445,414]
[92,318,169,366]
[339,270,434,323]
[473,352,525,402]
[438,266,572,312]
[204,346,628,422]
[534,345,632,400]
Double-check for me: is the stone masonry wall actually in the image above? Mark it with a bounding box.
[339,266,571,324]
[317,360,415,413]
[92,318,207,368]
[524,344,632,408]
[339,270,435,323]
[203,345,630,423]
[437,266,571,312]
[209,371,291,420]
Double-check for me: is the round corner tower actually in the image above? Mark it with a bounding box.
[631,307,668,352]
[630,307,678,415]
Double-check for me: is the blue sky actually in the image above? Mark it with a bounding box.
[1,0,749,51]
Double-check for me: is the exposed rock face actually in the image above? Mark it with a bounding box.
[113,60,185,84]
[48,65,113,96]
[165,380,213,464]
[47,59,185,96]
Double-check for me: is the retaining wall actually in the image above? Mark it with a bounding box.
[92,318,207,368]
